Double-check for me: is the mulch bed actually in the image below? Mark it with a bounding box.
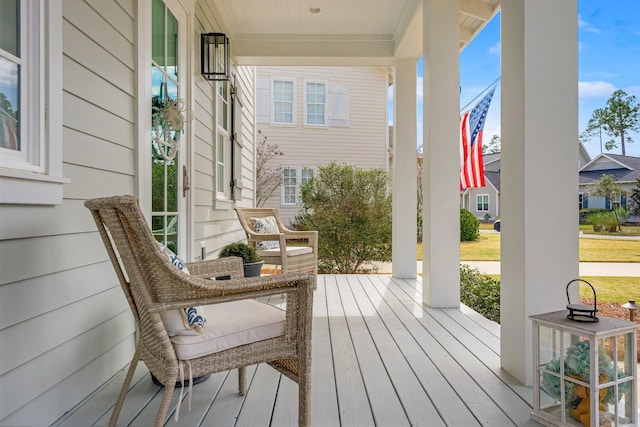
[581,298,640,362]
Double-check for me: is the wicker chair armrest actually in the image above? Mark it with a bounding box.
[283,230,318,245]
[247,232,282,241]
[149,272,314,312]
[185,257,243,279]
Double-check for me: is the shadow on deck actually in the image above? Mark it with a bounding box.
[53,275,537,426]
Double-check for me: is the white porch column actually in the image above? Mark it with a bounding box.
[501,0,579,385]
[422,0,460,307]
[392,58,418,279]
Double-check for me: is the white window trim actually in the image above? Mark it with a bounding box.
[281,165,315,206]
[476,194,489,212]
[303,79,328,128]
[215,81,231,202]
[0,1,68,205]
[270,77,296,126]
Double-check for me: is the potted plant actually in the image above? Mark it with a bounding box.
[218,242,264,277]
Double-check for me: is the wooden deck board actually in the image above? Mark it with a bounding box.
[51,275,535,427]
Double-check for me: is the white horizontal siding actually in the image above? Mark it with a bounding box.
[192,4,256,260]
[0,1,136,424]
[256,66,389,223]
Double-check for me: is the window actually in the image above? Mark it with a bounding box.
[304,80,327,126]
[0,1,66,204]
[282,166,314,206]
[578,193,584,210]
[476,194,489,212]
[216,80,230,198]
[271,79,294,124]
[611,194,621,210]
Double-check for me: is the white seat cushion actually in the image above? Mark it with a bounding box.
[257,246,313,258]
[170,300,286,360]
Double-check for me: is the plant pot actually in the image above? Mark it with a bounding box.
[243,260,264,277]
[151,372,210,388]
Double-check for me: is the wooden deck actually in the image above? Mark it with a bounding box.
[53,275,539,427]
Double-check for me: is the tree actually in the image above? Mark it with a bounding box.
[598,90,640,156]
[588,174,627,230]
[255,130,283,207]
[298,162,392,273]
[582,108,608,153]
[0,93,17,120]
[482,134,501,154]
[630,177,640,217]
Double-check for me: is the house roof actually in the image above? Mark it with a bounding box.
[578,153,640,185]
[206,0,501,66]
[485,170,500,192]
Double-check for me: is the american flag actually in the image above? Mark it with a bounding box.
[459,87,495,189]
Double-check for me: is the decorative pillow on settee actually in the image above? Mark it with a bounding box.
[252,216,280,250]
[157,243,207,335]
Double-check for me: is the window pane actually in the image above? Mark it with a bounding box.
[166,157,178,212]
[151,0,165,65]
[0,0,19,56]
[166,8,178,74]
[0,57,20,150]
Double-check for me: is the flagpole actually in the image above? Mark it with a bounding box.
[460,76,501,114]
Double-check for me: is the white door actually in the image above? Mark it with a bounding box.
[150,0,188,256]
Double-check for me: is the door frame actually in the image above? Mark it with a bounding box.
[136,0,193,259]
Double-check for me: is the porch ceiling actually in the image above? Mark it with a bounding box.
[206,0,500,66]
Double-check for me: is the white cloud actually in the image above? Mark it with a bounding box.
[579,81,616,98]
[489,42,501,56]
[0,59,18,86]
[416,76,423,101]
[578,15,601,33]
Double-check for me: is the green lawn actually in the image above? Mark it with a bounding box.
[483,275,639,303]
[579,276,640,303]
[415,233,640,263]
[415,229,640,304]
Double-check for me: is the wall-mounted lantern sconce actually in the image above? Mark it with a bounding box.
[201,33,230,81]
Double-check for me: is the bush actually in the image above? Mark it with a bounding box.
[579,208,607,224]
[460,208,480,241]
[218,242,261,263]
[299,162,392,274]
[460,264,500,323]
[587,210,619,232]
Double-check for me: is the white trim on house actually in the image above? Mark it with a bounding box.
[476,193,489,212]
[580,153,633,172]
[0,0,68,205]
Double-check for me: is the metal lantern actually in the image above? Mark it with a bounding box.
[201,33,230,81]
[566,279,599,323]
[531,311,637,427]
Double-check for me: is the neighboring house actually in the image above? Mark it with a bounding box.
[579,153,640,217]
[255,66,389,225]
[461,143,592,220]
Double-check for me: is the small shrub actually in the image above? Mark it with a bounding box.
[460,264,500,323]
[483,213,492,222]
[218,242,261,263]
[460,208,480,241]
[299,162,392,274]
[587,210,618,232]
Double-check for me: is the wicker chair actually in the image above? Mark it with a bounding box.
[85,195,314,427]
[235,208,318,275]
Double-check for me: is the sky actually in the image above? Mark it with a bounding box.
[393,0,640,159]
